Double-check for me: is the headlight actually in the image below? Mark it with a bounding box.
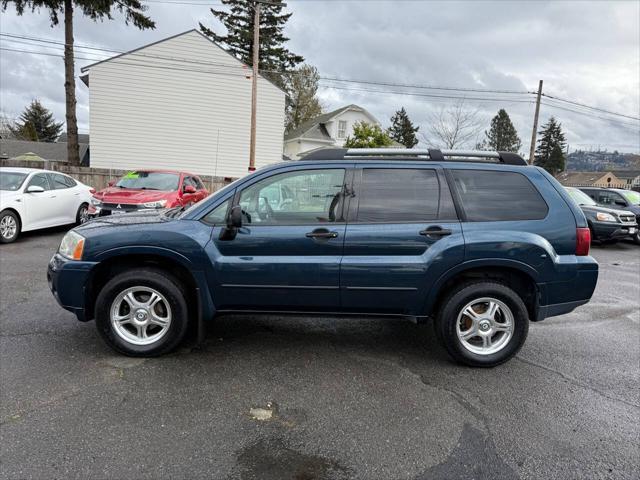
[143,200,167,208]
[91,198,102,206]
[59,231,85,260]
[596,212,616,222]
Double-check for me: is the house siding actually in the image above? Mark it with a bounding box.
[87,31,285,178]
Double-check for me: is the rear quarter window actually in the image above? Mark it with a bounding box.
[451,169,548,221]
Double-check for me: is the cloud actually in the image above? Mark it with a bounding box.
[1,0,638,151]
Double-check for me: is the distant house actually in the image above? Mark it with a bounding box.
[555,171,625,187]
[610,170,640,188]
[58,132,90,144]
[80,30,285,178]
[0,138,90,165]
[284,104,380,160]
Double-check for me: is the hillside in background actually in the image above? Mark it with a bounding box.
[566,150,640,171]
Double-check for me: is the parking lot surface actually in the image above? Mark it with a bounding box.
[1,228,639,480]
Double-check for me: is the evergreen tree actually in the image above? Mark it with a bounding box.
[284,64,323,133]
[388,107,419,148]
[484,109,521,152]
[534,117,566,174]
[344,122,394,148]
[200,0,303,86]
[2,1,154,163]
[9,100,63,142]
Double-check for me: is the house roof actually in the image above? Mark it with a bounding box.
[284,104,379,142]
[555,171,613,185]
[80,29,286,95]
[0,139,89,162]
[58,132,90,144]
[610,170,640,179]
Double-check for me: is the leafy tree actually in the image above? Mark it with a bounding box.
[9,99,63,142]
[388,107,419,148]
[284,64,323,133]
[200,0,303,87]
[483,109,521,152]
[534,116,566,174]
[2,1,154,164]
[344,121,394,148]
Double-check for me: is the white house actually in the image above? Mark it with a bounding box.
[283,104,381,159]
[81,30,285,178]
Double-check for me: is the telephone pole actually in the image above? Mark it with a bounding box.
[528,80,543,165]
[248,0,285,172]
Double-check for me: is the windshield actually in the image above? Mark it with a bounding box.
[0,172,29,191]
[619,189,640,205]
[115,171,180,191]
[566,187,596,206]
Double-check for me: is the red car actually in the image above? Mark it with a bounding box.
[89,170,209,217]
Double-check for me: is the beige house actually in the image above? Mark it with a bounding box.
[283,104,380,160]
[555,171,625,187]
[81,30,285,178]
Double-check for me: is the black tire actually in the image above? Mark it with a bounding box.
[436,282,529,367]
[95,268,189,356]
[76,203,89,225]
[0,210,21,244]
[633,231,640,245]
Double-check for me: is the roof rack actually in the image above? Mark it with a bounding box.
[300,148,528,166]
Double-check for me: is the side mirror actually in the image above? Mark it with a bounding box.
[108,181,115,187]
[219,205,242,240]
[26,185,45,193]
[614,200,627,207]
[184,185,196,194]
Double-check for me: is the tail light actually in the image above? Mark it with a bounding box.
[576,227,591,256]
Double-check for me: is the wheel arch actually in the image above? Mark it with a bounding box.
[424,261,540,322]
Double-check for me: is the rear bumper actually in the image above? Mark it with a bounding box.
[47,253,97,322]
[535,256,599,321]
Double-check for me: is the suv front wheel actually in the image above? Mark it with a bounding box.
[436,282,529,367]
[95,268,189,356]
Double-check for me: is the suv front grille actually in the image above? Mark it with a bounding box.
[619,214,636,224]
[102,203,141,213]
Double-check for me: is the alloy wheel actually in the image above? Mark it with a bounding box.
[110,286,172,346]
[456,297,514,355]
[0,215,17,240]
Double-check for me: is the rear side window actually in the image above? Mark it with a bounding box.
[356,168,440,222]
[451,170,548,221]
[51,173,76,189]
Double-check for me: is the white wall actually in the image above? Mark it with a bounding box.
[87,30,285,179]
[328,109,380,147]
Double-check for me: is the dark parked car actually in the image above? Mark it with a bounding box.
[579,187,640,244]
[565,187,637,244]
[48,149,599,367]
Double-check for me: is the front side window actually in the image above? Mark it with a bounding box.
[337,120,347,139]
[238,169,345,225]
[26,173,51,191]
[597,190,627,207]
[356,168,440,222]
[451,170,548,221]
[115,171,180,191]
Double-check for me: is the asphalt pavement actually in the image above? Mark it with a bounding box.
[1,227,638,480]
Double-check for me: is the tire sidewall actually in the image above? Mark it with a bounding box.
[0,210,20,244]
[95,269,188,356]
[76,203,89,225]
[439,283,529,367]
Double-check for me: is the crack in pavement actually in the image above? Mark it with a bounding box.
[514,356,640,409]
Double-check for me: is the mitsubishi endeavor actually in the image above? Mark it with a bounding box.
[48,149,599,367]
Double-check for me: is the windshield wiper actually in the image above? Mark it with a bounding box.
[139,187,161,190]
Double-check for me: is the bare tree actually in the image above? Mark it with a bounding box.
[421,100,483,149]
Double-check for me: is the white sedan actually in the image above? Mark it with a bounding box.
[0,167,95,244]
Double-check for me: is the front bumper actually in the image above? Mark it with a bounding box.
[48,253,97,322]
[592,221,637,240]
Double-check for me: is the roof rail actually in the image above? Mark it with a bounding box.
[300,148,528,166]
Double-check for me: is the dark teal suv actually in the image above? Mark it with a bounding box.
[48,149,598,367]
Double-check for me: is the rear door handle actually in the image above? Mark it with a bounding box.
[306,228,338,239]
[419,226,452,237]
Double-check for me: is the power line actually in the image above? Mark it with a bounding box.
[540,101,640,129]
[541,93,640,121]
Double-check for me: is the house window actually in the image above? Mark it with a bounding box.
[337,120,347,139]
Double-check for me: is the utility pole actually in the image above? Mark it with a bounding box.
[528,80,543,165]
[248,1,261,172]
[248,0,284,172]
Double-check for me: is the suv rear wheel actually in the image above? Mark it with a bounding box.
[95,268,189,356]
[436,282,529,367]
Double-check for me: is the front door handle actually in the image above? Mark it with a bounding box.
[419,226,452,238]
[306,228,338,239]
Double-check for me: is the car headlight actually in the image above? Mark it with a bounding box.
[91,198,102,206]
[596,212,616,222]
[59,231,85,260]
[143,200,167,208]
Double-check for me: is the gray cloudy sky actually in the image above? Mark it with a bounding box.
[1,0,639,153]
